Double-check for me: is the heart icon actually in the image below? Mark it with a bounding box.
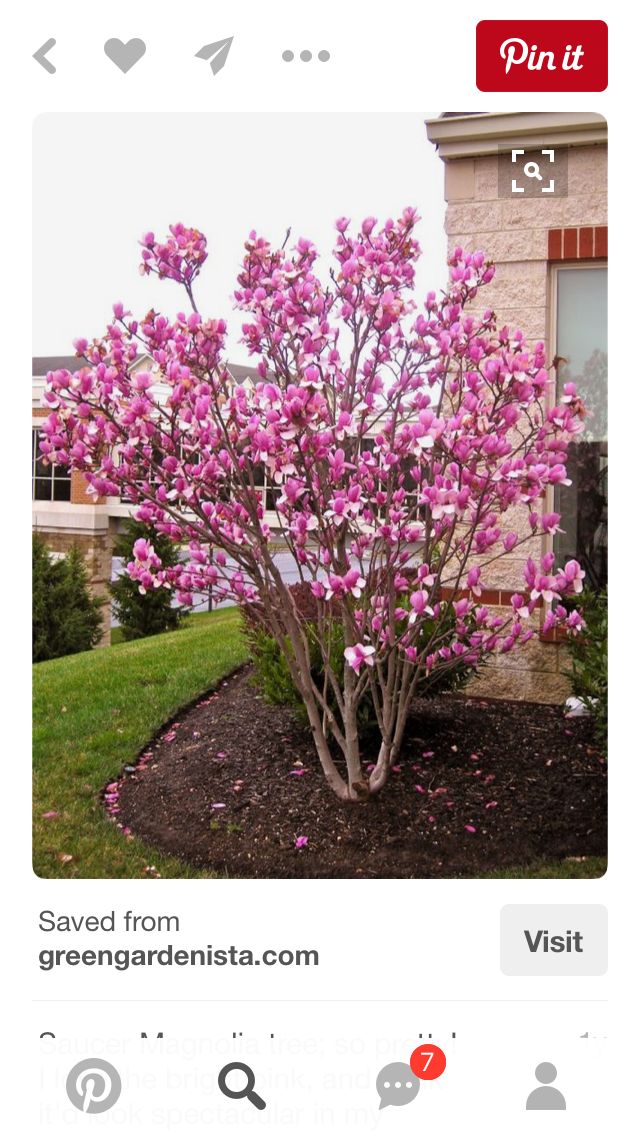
[104,38,146,73]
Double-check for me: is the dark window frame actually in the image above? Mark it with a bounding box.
[32,426,71,503]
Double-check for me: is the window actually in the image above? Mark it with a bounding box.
[32,427,71,502]
[252,461,278,512]
[553,266,607,590]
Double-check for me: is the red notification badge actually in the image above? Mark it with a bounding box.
[409,1043,447,1081]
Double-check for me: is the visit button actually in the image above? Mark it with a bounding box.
[501,905,607,975]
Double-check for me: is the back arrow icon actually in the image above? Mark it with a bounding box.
[195,37,233,76]
[33,38,57,74]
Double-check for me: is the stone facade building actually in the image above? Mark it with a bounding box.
[425,112,607,701]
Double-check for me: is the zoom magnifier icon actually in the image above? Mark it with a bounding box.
[66,1058,122,1114]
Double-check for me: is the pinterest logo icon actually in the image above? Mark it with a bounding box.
[65,1058,122,1114]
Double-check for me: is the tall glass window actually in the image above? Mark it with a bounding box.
[32,427,71,502]
[553,266,607,590]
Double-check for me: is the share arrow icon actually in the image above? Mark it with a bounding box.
[195,37,234,76]
[33,38,57,74]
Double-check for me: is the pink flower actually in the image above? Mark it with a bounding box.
[466,567,482,596]
[559,559,586,595]
[133,538,153,563]
[464,824,476,833]
[41,811,59,819]
[541,512,562,534]
[344,643,375,673]
[409,589,434,624]
[295,835,309,849]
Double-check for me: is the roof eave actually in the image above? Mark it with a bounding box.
[425,111,607,159]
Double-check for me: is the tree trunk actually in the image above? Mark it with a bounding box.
[368,739,393,794]
[339,646,370,799]
[369,698,411,795]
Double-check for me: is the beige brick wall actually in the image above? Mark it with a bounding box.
[441,143,607,703]
[444,146,607,335]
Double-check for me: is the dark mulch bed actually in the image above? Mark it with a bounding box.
[113,666,607,878]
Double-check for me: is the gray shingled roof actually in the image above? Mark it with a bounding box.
[32,356,261,383]
[32,356,81,375]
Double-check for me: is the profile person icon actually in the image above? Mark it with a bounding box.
[526,1062,567,1110]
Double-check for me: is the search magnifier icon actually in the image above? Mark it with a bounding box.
[523,161,543,181]
[218,1061,267,1110]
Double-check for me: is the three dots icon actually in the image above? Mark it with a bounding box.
[282,50,331,63]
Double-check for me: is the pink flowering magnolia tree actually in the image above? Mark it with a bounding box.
[41,212,587,801]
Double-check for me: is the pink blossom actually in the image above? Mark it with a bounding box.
[344,643,375,673]
[466,567,482,596]
[409,589,434,624]
[558,559,586,595]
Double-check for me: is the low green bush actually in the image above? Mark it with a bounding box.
[110,520,186,641]
[244,581,477,735]
[565,588,607,748]
[32,534,103,662]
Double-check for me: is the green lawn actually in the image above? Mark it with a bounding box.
[479,857,607,879]
[33,609,248,878]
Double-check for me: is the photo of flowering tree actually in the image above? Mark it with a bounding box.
[41,210,589,812]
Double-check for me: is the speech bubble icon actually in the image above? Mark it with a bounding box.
[376,1061,420,1110]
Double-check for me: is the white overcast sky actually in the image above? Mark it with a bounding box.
[33,114,447,362]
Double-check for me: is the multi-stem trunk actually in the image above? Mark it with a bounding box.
[342,684,369,800]
[368,671,413,795]
[267,582,408,802]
